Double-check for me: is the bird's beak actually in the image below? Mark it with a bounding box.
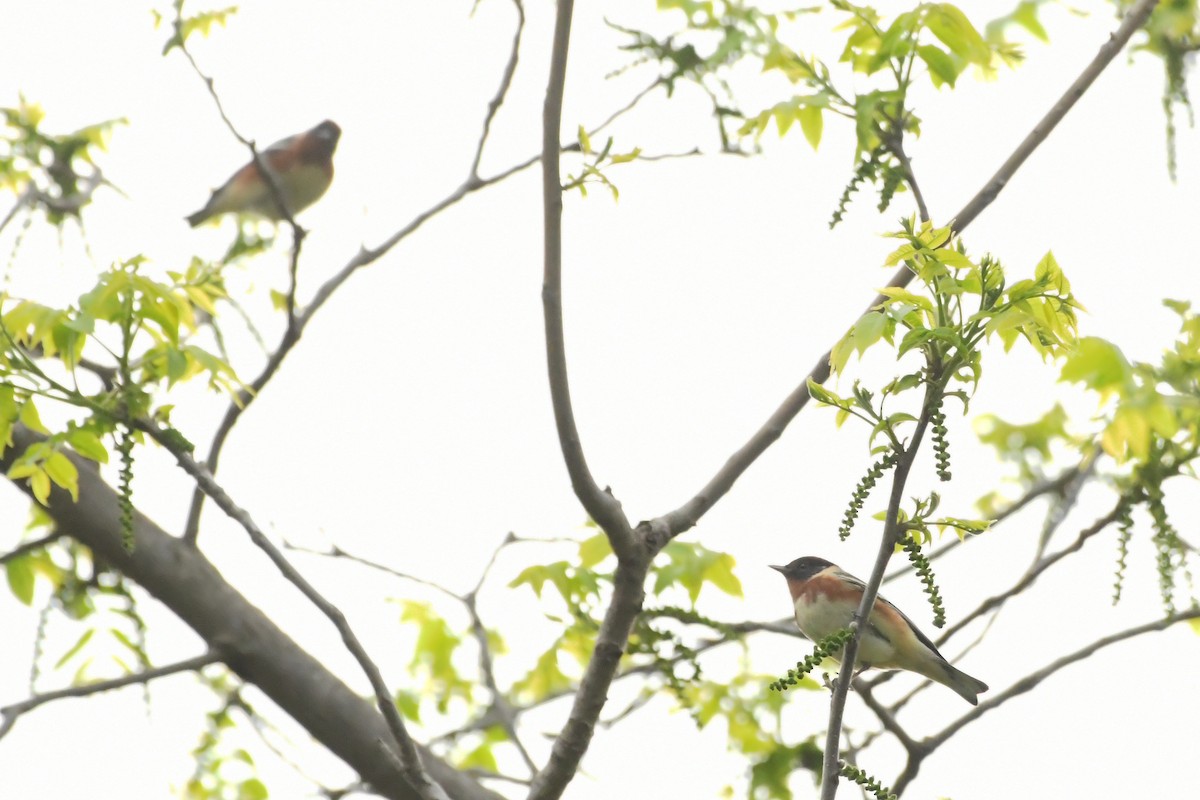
[769,565,786,574]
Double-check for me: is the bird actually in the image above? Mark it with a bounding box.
[771,556,988,705]
[186,120,341,227]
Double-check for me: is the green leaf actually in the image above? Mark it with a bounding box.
[829,326,855,375]
[509,562,569,600]
[797,106,823,150]
[238,777,269,800]
[703,553,743,598]
[395,689,422,722]
[30,469,51,504]
[927,4,991,65]
[806,377,843,407]
[578,532,611,568]
[458,733,500,772]
[654,542,742,603]
[54,628,95,669]
[43,452,79,501]
[18,400,48,435]
[917,44,959,87]
[512,646,571,701]
[1012,1,1049,42]
[6,555,36,605]
[853,312,885,355]
[67,429,109,463]
[1059,337,1131,396]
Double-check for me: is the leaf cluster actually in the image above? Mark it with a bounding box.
[0,97,125,225]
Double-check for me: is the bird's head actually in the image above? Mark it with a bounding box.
[770,556,835,582]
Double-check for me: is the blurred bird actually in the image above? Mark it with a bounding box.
[771,556,988,705]
[186,120,341,227]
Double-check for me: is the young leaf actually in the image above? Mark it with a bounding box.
[797,106,823,150]
[6,556,36,605]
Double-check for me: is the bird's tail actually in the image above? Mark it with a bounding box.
[185,208,210,228]
[935,661,989,706]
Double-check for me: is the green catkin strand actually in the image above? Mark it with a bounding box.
[117,275,137,553]
[839,450,900,540]
[930,401,951,481]
[839,761,898,800]
[1112,501,1134,606]
[1147,493,1180,615]
[903,535,946,627]
[769,629,853,692]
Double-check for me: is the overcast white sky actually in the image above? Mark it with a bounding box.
[0,1,1197,799]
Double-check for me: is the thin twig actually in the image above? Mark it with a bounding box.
[882,463,1086,586]
[469,0,526,180]
[890,608,1200,796]
[181,84,664,548]
[821,385,938,800]
[0,650,221,742]
[852,681,921,756]
[935,500,1125,646]
[652,0,1163,543]
[465,592,538,774]
[141,424,451,800]
[286,533,541,775]
[886,130,929,224]
[174,24,300,234]
[0,531,61,565]
[284,541,462,602]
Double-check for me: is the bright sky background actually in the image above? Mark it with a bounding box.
[0,1,1197,799]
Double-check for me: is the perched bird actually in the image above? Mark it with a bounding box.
[186,120,341,227]
[771,556,988,705]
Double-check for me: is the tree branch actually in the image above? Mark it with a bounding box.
[882,462,1087,586]
[653,0,1162,542]
[140,424,451,800]
[890,608,1200,796]
[0,531,61,565]
[821,386,938,800]
[526,7,655,797]
[469,0,526,181]
[181,69,665,550]
[0,650,221,743]
[539,0,635,559]
[2,424,502,800]
[935,499,1125,646]
[288,533,540,775]
[526,559,649,800]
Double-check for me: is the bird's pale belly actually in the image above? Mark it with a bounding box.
[793,595,899,667]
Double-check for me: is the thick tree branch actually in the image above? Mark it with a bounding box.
[1,424,502,800]
[653,0,1162,541]
[528,6,653,798]
[140,425,451,800]
[539,0,635,558]
[0,650,221,743]
[526,559,649,800]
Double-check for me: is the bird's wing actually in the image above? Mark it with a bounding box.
[831,567,945,659]
[263,131,300,155]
